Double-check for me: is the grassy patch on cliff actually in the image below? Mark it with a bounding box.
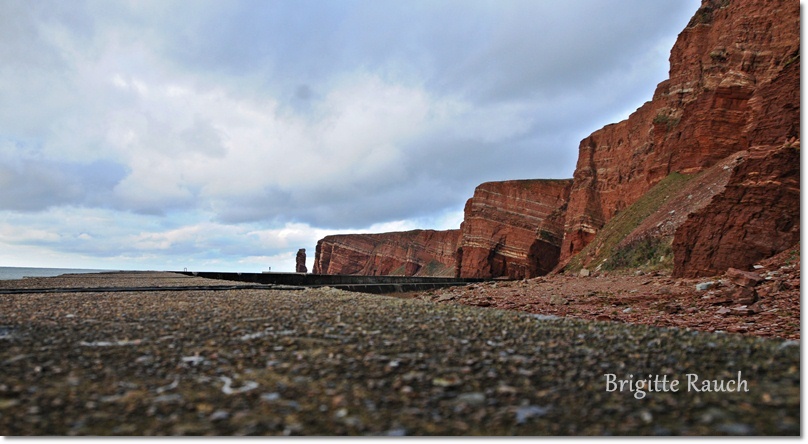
[601,236,674,271]
[389,260,455,277]
[566,172,694,273]
[418,260,456,277]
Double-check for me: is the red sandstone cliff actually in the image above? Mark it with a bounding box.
[672,142,800,278]
[558,0,799,268]
[313,0,799,280]
[312,229,460,276]
[456,179,572,279]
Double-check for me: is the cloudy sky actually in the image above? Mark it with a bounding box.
[1,0,701,272]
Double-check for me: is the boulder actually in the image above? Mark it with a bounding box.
[726,268,763,288]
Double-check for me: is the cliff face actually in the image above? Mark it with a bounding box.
[312,229,460,277]
[456,179,572,279]
[312,179,571,278]
[558,0,800,267]
[672,142,800,278]
[312,0,799,280]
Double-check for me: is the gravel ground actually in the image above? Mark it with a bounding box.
[0,273,800,436]
[412,246,801,341]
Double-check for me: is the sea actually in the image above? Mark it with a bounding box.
[0,266,114,280]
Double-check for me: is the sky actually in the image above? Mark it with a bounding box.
[0,0,702,273]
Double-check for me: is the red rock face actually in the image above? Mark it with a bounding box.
[295,249,307,273]
[312,229,461,276]
[456,179,572,279]
[672,143,800,278]
[558,0,800,267]
[313,0,799,280]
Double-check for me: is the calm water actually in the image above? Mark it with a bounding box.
[0,266,114,280]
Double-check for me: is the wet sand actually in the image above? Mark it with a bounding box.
[0,272,799,435]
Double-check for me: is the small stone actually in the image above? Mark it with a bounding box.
[732,287,758,305]
[496,385,518,395]
[261,392,281,402]
[432,375,461,387]
[0,399,19,409]
[181,356,205,365]
[455,392,486,405]
[696,281,715,291]
[219,376,259,395]
[731,306,757,316]
[384,427,408,436]
[579,269,591,277]
[514,405,550,424]
[716,422,755,435]
[153,394,182,404]
[210,410,229,421]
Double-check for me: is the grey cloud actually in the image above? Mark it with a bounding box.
[208,132,573,229]
[0,1,68,70]
[180,118,226,158]
[210,175,455,229]
[0,158,127,211]
[213,97,597,228]
[148,0,697,104]
[424,1,696,104]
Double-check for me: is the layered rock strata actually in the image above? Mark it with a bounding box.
[312,229,460,277]
[566,150,747,272]
[456,179,572,279]
[672,142,800,278]
[558,0,800,267]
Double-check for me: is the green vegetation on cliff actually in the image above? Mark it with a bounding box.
[565,172,695,273]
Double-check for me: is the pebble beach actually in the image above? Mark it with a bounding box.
[0,272,799,436]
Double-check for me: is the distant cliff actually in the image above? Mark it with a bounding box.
[312,0,799,279]
[456,179,571,279]
[312,229,460,276]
